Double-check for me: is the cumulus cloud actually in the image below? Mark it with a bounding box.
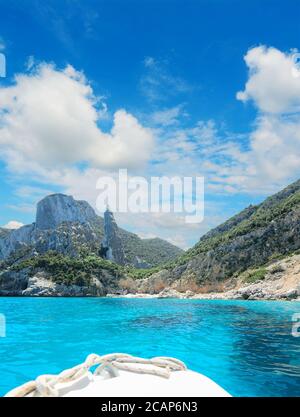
[237,46,300,113]
[2,47,300,247]
[0,63,154,174]
[114,211,208,249]
[2,220,24,229]
[234,46,300,191]
[248,114,300,182]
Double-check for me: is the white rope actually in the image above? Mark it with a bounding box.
[5,353,187,397]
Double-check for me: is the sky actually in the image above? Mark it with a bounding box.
[0,0,300,248]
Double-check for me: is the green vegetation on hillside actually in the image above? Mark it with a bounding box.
[8,250,162,285]
[11,252,123,286]
[2,180,299,288]
[119,230,183,266]
[168,182,300,269]
[240,267,267,283]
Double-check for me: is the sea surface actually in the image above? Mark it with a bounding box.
[0,297,299,397]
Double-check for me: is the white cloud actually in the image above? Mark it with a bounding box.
[2,220,24,229]
[0,63,154,174]
[114,211,204,249]
[234,46,300,191]
[244,114,300,186]
[15,185,56,199]
[149,105,186,126]
[6,203,36,214]
[237,45,300,113]
[140,56,192,102]
[2,47,300,248]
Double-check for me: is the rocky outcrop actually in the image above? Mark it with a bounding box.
[22,273,106,297]
[36,194,96,230]
[154,179,300,286]
[126,270,173,294]
[226,255,300,300]
[0,194,101,260]
[0,268,117,297]
[0,268,30,295]
[101,208,126,265]
[0,225,32,259]
[183,209,300,283]
[118,254,300,301]
[0,194,182,266]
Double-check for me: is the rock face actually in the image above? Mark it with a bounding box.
[36,194,96,230]
[0,269,115,297]
[0,225,34,259]
[151,179,300,286]
[1,177,300,298]
[0,194,183,266]
[116,254,300,301]
[0,195,183,297]
[0,268,30,295]
[101,208,126,265]
[115,179,300,298]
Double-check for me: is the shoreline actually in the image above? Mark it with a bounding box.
[0,294,299,301]
[1,255,299,301]
[106,291,300,302]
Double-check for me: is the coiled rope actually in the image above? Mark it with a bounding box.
[5,353,187,397]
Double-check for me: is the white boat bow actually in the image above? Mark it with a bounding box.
[5,353,231,397]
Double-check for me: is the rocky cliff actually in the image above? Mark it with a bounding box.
[132,179,300,295]
[101,208,126,265]
[0,194,183,267]
[36,194,96,230]
[0,193,182,296]
[2,180,299,298]
[116,253,300,301]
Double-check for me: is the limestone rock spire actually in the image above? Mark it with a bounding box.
[100,208,126,265]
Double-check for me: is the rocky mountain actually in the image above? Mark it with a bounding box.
[137,178,300,293]
[189,179,300,278]
[0,194,183,266]
[1,180,299,299]
[118,253,300,301]
[35,194,96,230]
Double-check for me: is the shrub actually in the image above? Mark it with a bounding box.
[269,264,285,274]
[241,267,267,283]
[10,252,123,286]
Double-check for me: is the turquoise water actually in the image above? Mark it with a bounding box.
[0,297,299,397]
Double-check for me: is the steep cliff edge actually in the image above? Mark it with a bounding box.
[0,194,184,293]
[35,194,96,230]
[117,253,300,301]
[132,179,300,295]
[171,180,299,282]
[2,179,299,298]
[100,208,126,265]
[0,194,183,267]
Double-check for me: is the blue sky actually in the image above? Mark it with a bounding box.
[0,0,300,248]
